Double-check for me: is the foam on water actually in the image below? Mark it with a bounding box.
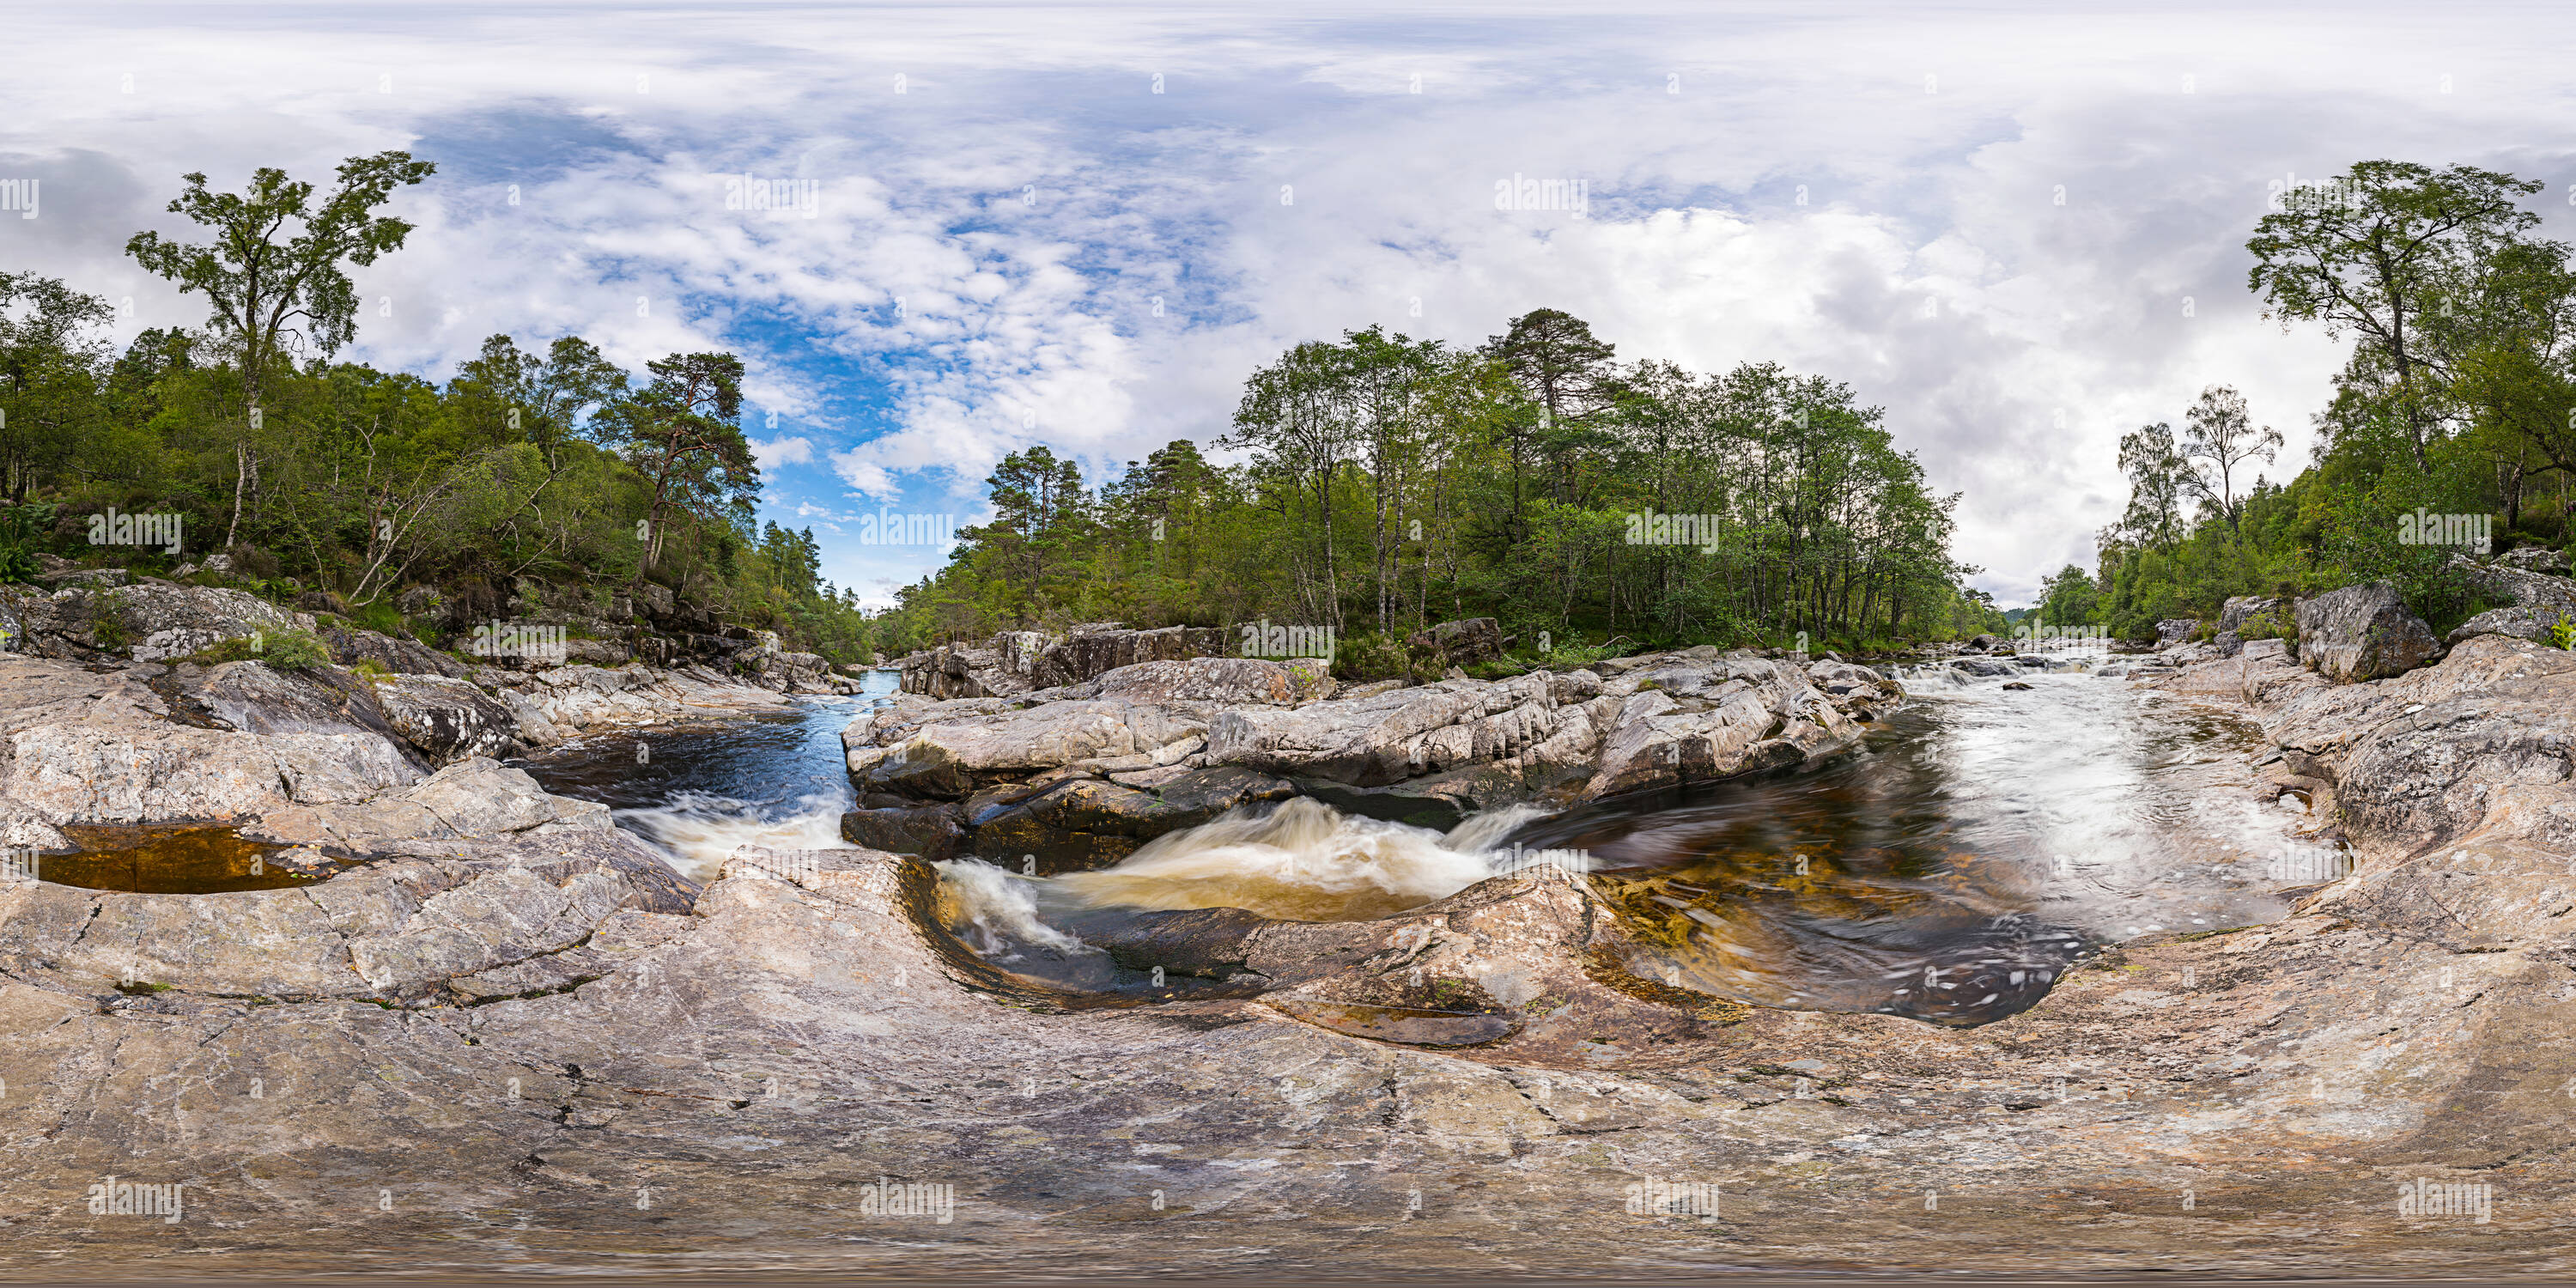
[615,790,854,884]
[1047,797,1546,922]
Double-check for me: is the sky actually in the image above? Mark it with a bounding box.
[6,1,2576,607]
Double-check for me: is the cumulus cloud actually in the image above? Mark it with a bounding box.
[5,2,2568,604]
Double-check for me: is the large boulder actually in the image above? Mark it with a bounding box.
[318,623,473,678]
[1039,655,1335,707]
[2497,544,2571,574]
[0,579,313,662]
[1031,624,1230,689]
[0,654,420,824]
[369,674,527,764]
[2155,618,2200,644]
[861,701,1211,799]
[2447,550,2576,617]
[2294,581,2439,683]
[838,803,968,861]
[2445,603,2569,646]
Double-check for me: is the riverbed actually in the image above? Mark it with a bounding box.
[518,656,2329,1027]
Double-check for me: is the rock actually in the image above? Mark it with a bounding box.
[1040,655,1335,707]
[861,701,1211,799]
[1964,633,2003,652]
[2445,603,2569,645]
[370,673,526,764]
[295,589,350,615]
[319,623,472,678]
[1207,671,1568,788]
[515,663,792,732]
[964,764,1300,872]
[1406,617,1504,667]
[1031,624,1230,689]
[2447,550,2576,617]
[1951,657,2017,677]
[2001,681,2033,690]
[839,804,968,860]
[2293,581,2439,683]
[2155,618,2200,644]
[635,581,677,619]
[2497,544,2571,574]
[0,653,419,824]
[12,579,315,662]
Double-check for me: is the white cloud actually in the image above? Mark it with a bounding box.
[750,434,815,473]
[8,3,2573,607]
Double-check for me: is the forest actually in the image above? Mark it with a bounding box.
[5,154,2561,671]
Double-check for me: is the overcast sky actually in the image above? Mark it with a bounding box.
[7,1,2573,606]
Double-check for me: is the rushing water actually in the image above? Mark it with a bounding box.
[517,670,900,883]
[519,656,2333,1026]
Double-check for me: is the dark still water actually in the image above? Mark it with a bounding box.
[515,671,899,883]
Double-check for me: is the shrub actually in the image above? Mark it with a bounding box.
[2549,611,2576,652]
[2236,606,2297,644]
[186,628,331,671]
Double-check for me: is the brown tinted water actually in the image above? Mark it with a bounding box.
[935,658,2323,1025]
[39,824,320,895]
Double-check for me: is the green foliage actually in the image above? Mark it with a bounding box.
[88,586,131,649]
[187,628,328,671]
[877,318,1984,653]
[2547,611,2576,651]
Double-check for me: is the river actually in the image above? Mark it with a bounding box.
[519,655,2330,1027]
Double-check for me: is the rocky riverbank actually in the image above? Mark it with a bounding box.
[4,590,2576,1274]
[839,626,1898,869]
